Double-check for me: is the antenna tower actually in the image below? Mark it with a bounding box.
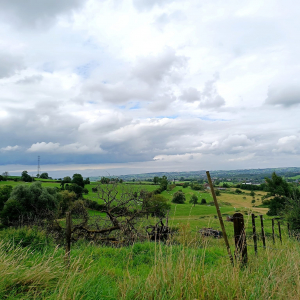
[38,156,40,177]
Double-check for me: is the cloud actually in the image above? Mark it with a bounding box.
[132,47,188,86]
[0,0,88,28]
[16,75,43,84]
[179,87,201,102]
[133,0,175,11]
[273,136,300,154]
[0,145,19,151]
[27,142,104,154]
[265,85,300,107]
[0,53,24,78]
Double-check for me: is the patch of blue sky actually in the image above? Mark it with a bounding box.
[75,61,99,79]
[129,103,141,110]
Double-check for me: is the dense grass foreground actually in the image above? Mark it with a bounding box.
[1,228,300,299]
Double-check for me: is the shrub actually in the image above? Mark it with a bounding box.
[183,182,189,188]
[0,185,13,210]
[215,190,221,196]
[235,189,242,194]
[172,191,186,204]
[201,198,207,204]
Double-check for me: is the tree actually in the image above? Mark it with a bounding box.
[72,174,85,188]
[21,171,33,182]
[2,171,9,179]
[265,172,293,216]
[63,176,72,183]
[142,194,171,217]
[153,176,159,185]
[189,194,198,206]
[172,191,186,204]
[235,189,242,194]
[65,183,84,199]
[100,177,110,184]
[58,190,77,215]
[39,172,49,179]
[215,190,221,196]
[84,177,90,185]
[0,182,60,225]
[183,182,189,188]
[0,185,13,210]
[201,198,207,204]
[250,190,255,197]
[0,175,3,181]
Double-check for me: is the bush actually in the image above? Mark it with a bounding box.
[0,185,13,210]
[183,182,189,188]
[201,198,207,204]
[235,189,242,194]
[215,190,221,196]
[172,191,186,204]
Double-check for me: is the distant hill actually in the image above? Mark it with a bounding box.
[89,167,300,182]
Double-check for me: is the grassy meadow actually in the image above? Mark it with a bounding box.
[0,179,293,299]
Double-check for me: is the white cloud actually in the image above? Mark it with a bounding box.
[0,145,19,151]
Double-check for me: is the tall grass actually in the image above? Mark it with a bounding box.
[0,227,299,299]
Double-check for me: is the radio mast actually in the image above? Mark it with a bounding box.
[37,156,40,177]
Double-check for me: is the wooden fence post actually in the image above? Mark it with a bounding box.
[65,212,72,263]
[251,214,257,254]
[206,171,234,266]
[272,219,275,244]
[260,215,266,248]
[287,223,291,237]
[278,221,282,244]
[233,213,247,265]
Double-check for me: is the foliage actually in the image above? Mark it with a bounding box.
[65,183,84,199]
[201,198,207,204]
[39,173,49,179]
[235,189,242,194]
[172,191,186,204]
[250,190,255,197]
[183,182,189,188]
[72,173,85,188]
[167,184,176,191]
[143,194,171,217]
[58,190,77,215]
[189,194,198,206]
[0,182,60,225]
[63,176,72,183]
[84,177,90,185]
[190,182,203,191]
[21,171,33,182]
[0,185,13,210]
[215,190,221,196]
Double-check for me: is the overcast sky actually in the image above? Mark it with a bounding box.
[1,0,300,177]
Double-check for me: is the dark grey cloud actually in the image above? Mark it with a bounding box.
[0,0,88,28]
[265,85,300,107]
[0,53,24,78]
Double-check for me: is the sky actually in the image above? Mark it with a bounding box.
[1,0,300,178]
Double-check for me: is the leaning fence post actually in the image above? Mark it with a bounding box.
[278,221,282,244]
[233,213,247,265]
[251,214,257,254]
[206,171,234,266]
[260,215,266,248]
[65,211,72,263]
[272,219,275,244]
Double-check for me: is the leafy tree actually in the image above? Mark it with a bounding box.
[63,176,72,183]
[215,190,221,196]
[100,177,110,184]
[0,175,3,181]
[143,194,171,217]
[172,191,186,204]
[235,189,242,194]
[265,172,293,216]
[250,190,255,197]
[21,171,33,182]
[0,182,60,225]
[65,183,84,199]
[39,173,49,179]
[0,185,13,210]
[223,183,230,188]
[190,182,203,191]
[153,176,159,185]
[72,174,85,188]
[189,194,198,206]
[183,182,189,188]
[201,198,207,204]
[58,190,77,215]
[84,177,90,185]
